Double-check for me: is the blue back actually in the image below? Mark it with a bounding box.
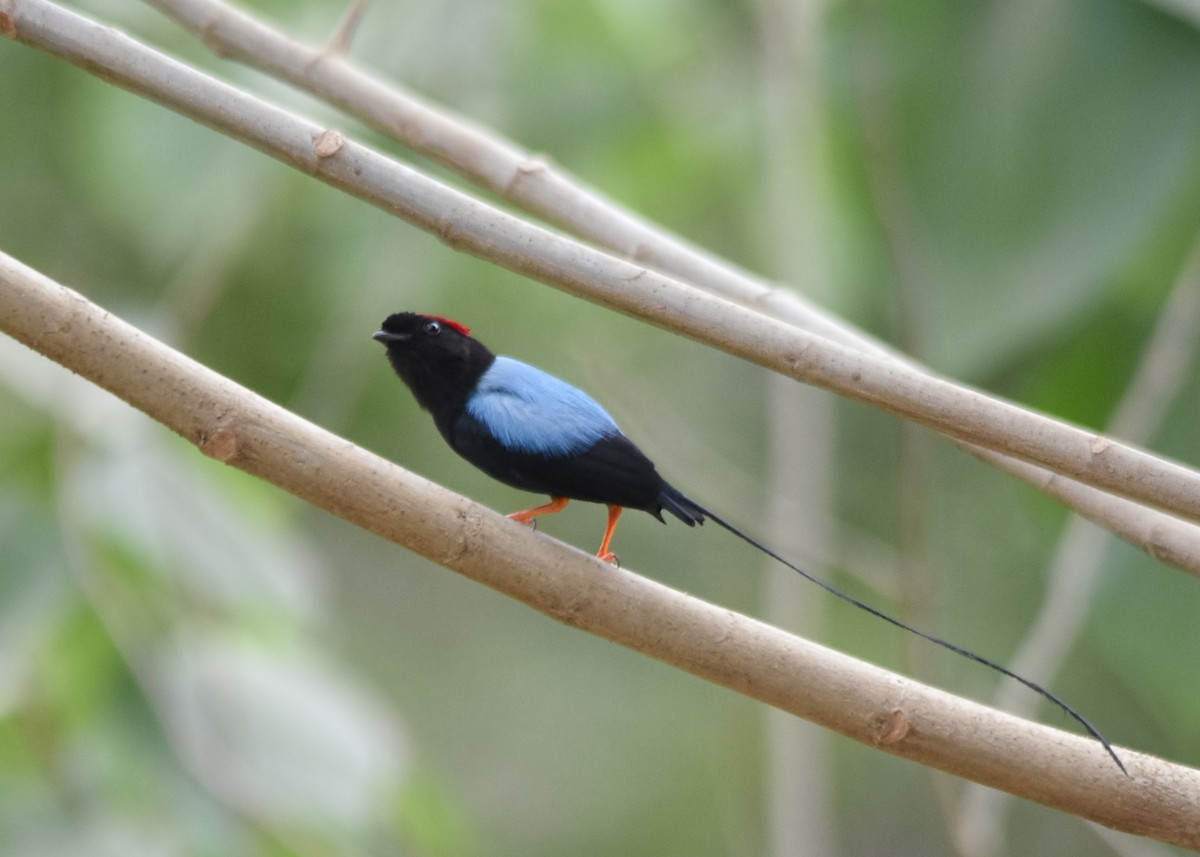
[466,356,620,456]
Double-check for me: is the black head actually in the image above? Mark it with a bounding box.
[373,312,495,417]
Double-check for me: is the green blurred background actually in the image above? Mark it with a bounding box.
[3,0,1200,854]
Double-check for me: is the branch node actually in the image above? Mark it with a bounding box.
[199,425,241,463]
[877,708,912,745]
[503,155,551,195]
[314,128,346,159]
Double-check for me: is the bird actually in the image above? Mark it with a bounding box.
[373,310,1125,774]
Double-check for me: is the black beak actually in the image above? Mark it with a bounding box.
[373,330,410,346]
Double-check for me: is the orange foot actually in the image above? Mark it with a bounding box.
[508,496,569,525]
[596,505,623,564]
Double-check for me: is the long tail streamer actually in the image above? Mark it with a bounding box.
[689,501,1127,776]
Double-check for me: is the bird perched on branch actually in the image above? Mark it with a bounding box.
[372,310,1125,774]
[373,311,701,562]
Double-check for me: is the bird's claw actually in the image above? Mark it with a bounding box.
[598,551,619,567]
[506,512,537,531]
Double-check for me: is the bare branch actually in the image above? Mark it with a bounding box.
[2,249,1200,847]
[7,0,1200,535]
[324,0,367,56]
[754,0,839,853]
[130,0,1200,577]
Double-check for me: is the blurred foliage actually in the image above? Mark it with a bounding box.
[3,0,1200,854]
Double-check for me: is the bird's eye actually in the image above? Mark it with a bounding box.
[423,320,442,335]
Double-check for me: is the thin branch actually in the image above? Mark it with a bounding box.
[1139,0,1200,31]
[754,0,839,854]
[135,0,1200,577]
[323,0,367,56]
[7,0,1200,536]
[3,251,1200,849]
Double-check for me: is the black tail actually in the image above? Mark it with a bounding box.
[657,485,707,526]
[662,486,1126,776]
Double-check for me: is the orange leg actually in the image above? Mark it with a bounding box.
[508,496,570,526]
[596,505,624,564]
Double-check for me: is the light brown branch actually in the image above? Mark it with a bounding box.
[3,249,1200,848]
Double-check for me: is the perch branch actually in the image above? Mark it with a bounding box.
[6,0,1200,531]
[137,0,1200,576]
[3,249,1200,847]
